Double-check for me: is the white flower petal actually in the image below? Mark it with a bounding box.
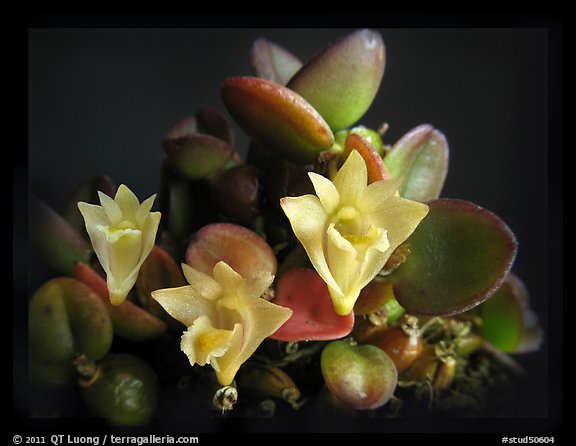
[152,285,219,326]
[78,202,112,273]
[280,195,340,293]
[333,150,367,205]
[309,172,340,214]
[181,263,222,300]
[212,323,243,385]
[212,261,244,294]
[136,194,157,227]
[326,224,359,308]
[357,177,401,214]
[363,194,429,254]
[97,191,122,225]
[114,184,141,220]
[239,270,274,303]
[231,292,292,371]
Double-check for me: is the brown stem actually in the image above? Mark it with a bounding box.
[73,353,100,386]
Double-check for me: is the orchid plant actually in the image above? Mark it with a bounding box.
[29,29,542,424]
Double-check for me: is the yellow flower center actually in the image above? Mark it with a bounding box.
[117,219,138,230]
[337,205,359,221]
[333,205,363,238]
[196,328,233,355]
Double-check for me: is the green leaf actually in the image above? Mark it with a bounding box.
[29,195,92,275]
[221,76,334,164]
[167,108,235,147]
[196,107,236,147]
[390,199,517,316]
[321,340,397,410]
[29,278,113,365]
[159,161,195,242]
[162,134,234,180]
[73,261,170,341]
[185,222,277,279]
[384,124,449,202]
[251,38,303,85]
[287,29,385,131]
[354,278,404,322]
[334,125,385,157]
[477,273,542,353]
[61,176,116,233]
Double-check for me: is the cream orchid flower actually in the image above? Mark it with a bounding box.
[280,150,429,316]
[78,184,161,305]
[152,261,292,386]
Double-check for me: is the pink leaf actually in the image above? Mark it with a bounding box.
[271,268,354,341]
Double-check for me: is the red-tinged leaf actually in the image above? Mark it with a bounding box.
[390,199,517,316]
[30,195,92,275]
[186,222,277,279]
[162,134,234,180]
[73,262,167,341]
[270,268,354,341]
[210,165,261,225]
[288,29,385,131]
[221,76,334,164]
[251,38,303,85]
[321,340,397,410]
[167,108,235,147]
[196,107,236,147]
[344,133,390,183]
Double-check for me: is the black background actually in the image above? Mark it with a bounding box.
[23,19,562,431]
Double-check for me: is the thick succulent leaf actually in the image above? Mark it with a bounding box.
[166,116,199,139]
[29,278,113,363]
[210,165,261,225]
[263,158,314,212]
[28,350,75,389]
[162,134,234,180]
[159,161,195,242]
[136,246,187,330]
[221,76,334,164]
[384,124,449,202]
[477,273,542,353]
[251,38,303,85]
[353,278,404,322]
[270,268,354,341]
[61,176,116,233]
[73,262,168,341]
[30,195,92,274]
[344,133,390,183]
[335,126,385,157]
[287,29,385,131]
[321,340,397,410]
[167,108,235,147]
[390,199,517,316]
[185,223,277,279]
[196,107,236,147]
